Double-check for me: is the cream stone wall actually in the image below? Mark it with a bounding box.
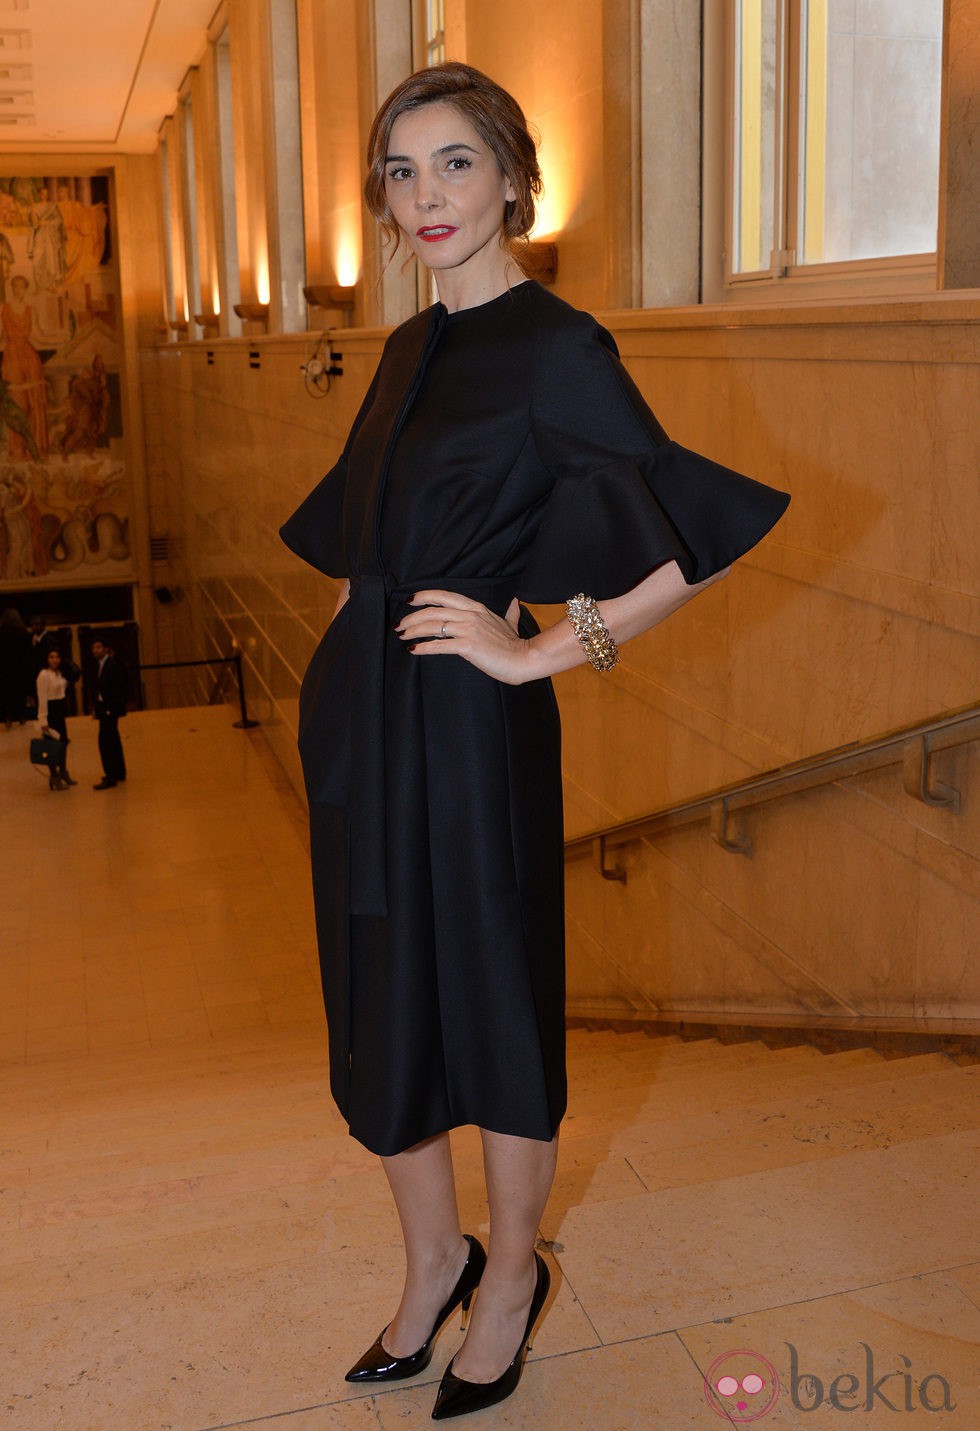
[141,294,980,1024]
[140,328,379,781]
[465,0,608,310]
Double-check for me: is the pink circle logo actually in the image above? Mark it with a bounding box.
[703,1348,780,1422]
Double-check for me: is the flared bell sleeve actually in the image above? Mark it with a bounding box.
[518,312,790,603]
[279,367,383,577]
[279,455,349,577]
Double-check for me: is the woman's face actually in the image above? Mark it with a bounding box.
[384,102,516,278]
[47,649,61,670]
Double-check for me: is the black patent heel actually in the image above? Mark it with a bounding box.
[345,1234,487,1384]
[431,1251,551,1421]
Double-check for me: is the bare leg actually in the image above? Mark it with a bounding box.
[450,1128,558,1382]
[379,1132,471,1357]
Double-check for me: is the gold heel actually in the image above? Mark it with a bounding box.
[432,1253,551,1420]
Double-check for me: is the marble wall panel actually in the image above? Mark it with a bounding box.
[564,776,965,1020]
[914,866,980,1017]
[931,362,980,593]
[464,0,605,308]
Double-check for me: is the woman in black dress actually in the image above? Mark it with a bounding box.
[281,63,789,1419]
[36,645,75,790]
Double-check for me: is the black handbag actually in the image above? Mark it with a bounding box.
[30,736,65,768]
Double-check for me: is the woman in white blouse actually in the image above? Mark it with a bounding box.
[36,647,75,791]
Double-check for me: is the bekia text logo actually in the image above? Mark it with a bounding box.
[704,1343,956,1419]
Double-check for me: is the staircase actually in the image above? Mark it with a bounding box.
[560,1023,978,1189]
[3,1025,977,1428]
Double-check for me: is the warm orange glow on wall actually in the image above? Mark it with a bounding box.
[333,215,362,288]
[255,247,271,306]
[530,147,577,241]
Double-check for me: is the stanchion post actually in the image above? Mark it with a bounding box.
[232,650,259,728]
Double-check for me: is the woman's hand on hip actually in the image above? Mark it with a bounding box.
[397,591,533,685]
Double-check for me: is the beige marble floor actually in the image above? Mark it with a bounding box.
[1,708,978,1430]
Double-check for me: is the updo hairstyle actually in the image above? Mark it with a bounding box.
[365,63,543,264]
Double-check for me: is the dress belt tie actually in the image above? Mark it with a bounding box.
[345,573,519,919]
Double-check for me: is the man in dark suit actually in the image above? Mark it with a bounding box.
[28,615,59,676]
[91,638,127,789]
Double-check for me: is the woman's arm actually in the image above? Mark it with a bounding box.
[331,578,350,621]
[398,559,730,686]
[36,669,49,727]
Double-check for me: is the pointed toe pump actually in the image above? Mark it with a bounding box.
[431,1251,551,1420]
[345,1234,487,1384]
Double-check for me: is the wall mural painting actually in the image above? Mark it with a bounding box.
[0,174,130,588]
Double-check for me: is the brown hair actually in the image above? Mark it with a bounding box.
[365,62,542,263]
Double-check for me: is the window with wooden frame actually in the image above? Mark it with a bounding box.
[411,0,446,70]
[706,0,943,300]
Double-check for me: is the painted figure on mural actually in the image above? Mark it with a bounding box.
[0,276,49,460]
[0,475,38,578]
[62,354,109,457]
[17,474,47,574]
[28,187,68,295]
[57,184,108,286]
[0,377,40,462]
[0,173,128,591]
[0,234,14,302]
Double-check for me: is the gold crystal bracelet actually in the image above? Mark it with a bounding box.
[566,593,619,672]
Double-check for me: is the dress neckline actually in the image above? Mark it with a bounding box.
[439,280,535,323]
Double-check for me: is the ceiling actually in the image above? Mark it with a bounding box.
[0,0,218,155]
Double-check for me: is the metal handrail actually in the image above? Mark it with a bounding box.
[565,699,979,877]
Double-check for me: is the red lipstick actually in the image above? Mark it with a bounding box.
[416,225,459,242]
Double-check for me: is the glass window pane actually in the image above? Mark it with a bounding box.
[158,138,177,323]
[800,0,943,263]
[427,0,445,64]
[180,96,199,317]
[733,0,779,273]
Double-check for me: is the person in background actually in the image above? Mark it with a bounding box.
[0,607,32,728]
[36,646,75,790]
[91,637,127,789]
[28,615,59,675]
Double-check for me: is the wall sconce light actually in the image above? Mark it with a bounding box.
[522,242,559,285]
[233,301,270,329]
[195,312,220,336]
[304,284,357,325]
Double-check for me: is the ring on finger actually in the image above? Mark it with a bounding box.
[440,622,448,640]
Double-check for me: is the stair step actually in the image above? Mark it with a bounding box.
[553,1064,979,1206]
[562,1050,957,1129]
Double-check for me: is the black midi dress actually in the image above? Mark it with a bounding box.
[280,280,789,1156]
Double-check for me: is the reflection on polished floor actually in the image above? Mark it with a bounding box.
[1,707,978,1430]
